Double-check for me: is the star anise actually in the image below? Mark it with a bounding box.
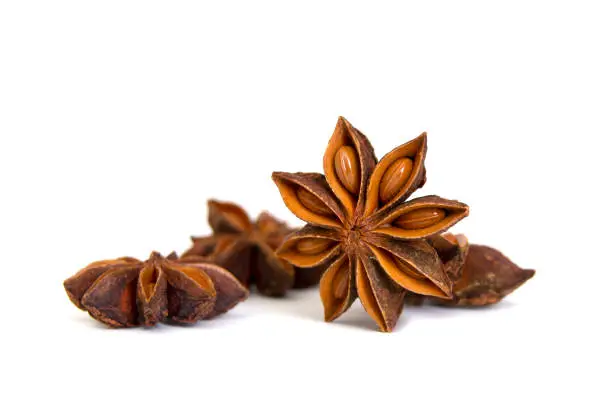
[182,200,322,296]
[64,251,248,327]
[272,117,469,332]
[423,233,535,306]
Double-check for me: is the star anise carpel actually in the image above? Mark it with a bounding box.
[64,251,248,328]
[272,117,469,332]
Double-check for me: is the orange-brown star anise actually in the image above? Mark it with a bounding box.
[64,251,248,328]
[272,117,469,332]
[182,200,313,296]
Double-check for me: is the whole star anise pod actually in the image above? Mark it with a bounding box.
[182,200,322,296]
[423,233,535,306]
[272,117,469,332]
[64,251,248,328]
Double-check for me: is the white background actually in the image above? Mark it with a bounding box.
[1,1,610,407]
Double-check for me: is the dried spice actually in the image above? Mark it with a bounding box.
[182,200,321,296]
[272,117,469,332]
[64,251,248,328]
[427,233,535,306]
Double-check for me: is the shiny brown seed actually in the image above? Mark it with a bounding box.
[394,208,446,230]
[296,187,334,216]
[296,238,334,255]
[394,257,425,281]
[334,146,360,194]
[332,265,349,299]
[379,157,414,203]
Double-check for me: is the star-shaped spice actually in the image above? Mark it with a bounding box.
[64,251,248,327]
[272,117,469,331]
[182,200,323,296]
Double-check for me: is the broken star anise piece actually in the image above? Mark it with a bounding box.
[182,200,320,296]
[64,251,248,328]
[272,116,469,332]
[429,233,535,306]
[405,233,469,306]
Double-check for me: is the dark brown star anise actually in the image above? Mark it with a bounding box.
[182,200,322,296]
[272,117,469,332]
[423,233,535,306]
[64,251,248,328]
